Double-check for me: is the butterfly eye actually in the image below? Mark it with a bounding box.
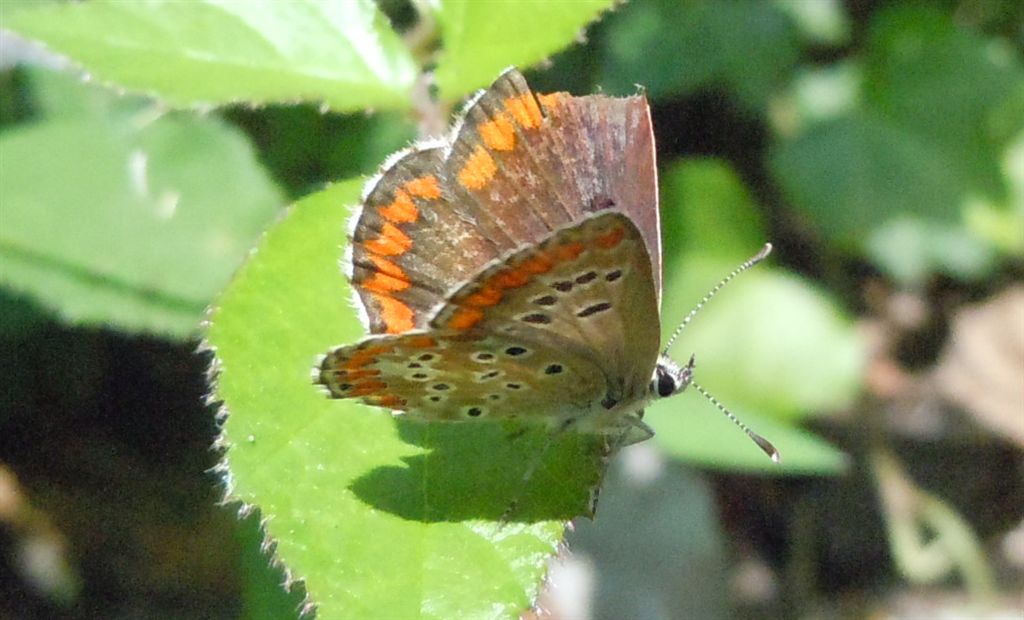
[656,368,676,398]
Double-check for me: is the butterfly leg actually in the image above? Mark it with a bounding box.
[617,413,655,447]
[581,412,654,517]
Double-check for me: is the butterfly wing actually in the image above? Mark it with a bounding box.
[430,211,661,412]
[317,329,608,423]
[347,68,660,336]
[319,213,660,424]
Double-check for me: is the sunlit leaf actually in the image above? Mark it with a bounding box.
[207,181,612,618]
[599,0,800,106]
[0,72,282,337]
[433,0,612,99]
[6,0,417,112]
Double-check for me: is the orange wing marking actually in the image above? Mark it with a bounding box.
[368,254,408,280]
[404,175,441,199]
[448,307,485,330]
[378,190,418,224]
[517,253,554,275]
[595,226,625,249]
[404,335,437,348]
[457,146,498,190]
[351,381,388,397]
[504,94,544,129]
[370,394,406,408]
[362,271,410,295]
[490,268,529,289]
[536,93,563,115]
[553,242,585,261]
[479,114,516,151]
[462,285,503,307]
[344,345,391,370]
[363,222,412,256]
[371,293,415,333]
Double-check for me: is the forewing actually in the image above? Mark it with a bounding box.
[317,330,607,422]
[347,69,661,335]
[349,146,500,334]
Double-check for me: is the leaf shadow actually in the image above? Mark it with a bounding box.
[349,419,610,523]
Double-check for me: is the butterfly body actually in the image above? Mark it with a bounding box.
[317,67,697,444]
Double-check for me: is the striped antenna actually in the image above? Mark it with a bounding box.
[692,381,780,463]
[662,243,773,355]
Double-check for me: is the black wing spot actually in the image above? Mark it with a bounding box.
[428,395,443,403]
[533,295,558,306]
[575,271,598,285]
[544,364,564,375]
[407,362,423,369]
[472,352,496,362]
[488,393,502,401]
[605,270,623,282]
[577,302,613,318]
[431,383,451,391]
[504,346,528,356]
[521,313,552,324]
[409,373,430,381]
[466,407,484,417]
[417,353,436,362]
[506,383,522,390]
[552,280,573,292]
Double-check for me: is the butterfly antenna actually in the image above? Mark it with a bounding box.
[692,381,781,463]
[662,243,773,356]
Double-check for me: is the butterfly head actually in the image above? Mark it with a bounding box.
[650,353,696,400]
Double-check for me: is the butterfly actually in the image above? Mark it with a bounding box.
[316,67,777,461]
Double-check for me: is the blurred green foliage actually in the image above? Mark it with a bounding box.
[2,1,1020,619]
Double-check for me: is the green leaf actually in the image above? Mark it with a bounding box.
[6,0,417,112]
[654,160,861,471]
[965,131,1024,256]
[660,158,766,273]
[770,114,967,236]
[663,266,864,422]
[864,5,1023,188]
[599,0,800,106]
[234,507,306,620]
[207,181,611,619]
[866,217,998,284]
[433,0,613,100]
[0,290,49,340]
[650,402,847,474]
[772,0,851,45]
[770,6,1023,249]
[0,77,282,337]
